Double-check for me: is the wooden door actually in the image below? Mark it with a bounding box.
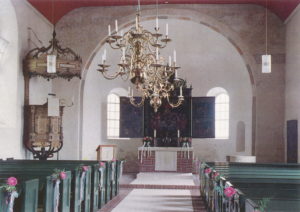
[287,120,298,163]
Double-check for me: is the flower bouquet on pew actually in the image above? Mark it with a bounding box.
[0,177,19,211]
[52,169,67,181]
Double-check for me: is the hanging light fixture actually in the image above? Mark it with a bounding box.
[262,0,271,73]
[23,0,82,80]
[97,0,184,112]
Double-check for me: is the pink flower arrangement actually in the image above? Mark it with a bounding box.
[100,162,105,167]
[7,177,18,186]
[204,168,212,174]
[59,172,67,180]
[82,166,89,172]
[224,187,236,198]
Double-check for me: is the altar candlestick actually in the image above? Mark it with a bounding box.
[154,129,156,138]
[169,56,172,66]
[156,47,159,61]
[178,129,180,138]
[180,86,183,96]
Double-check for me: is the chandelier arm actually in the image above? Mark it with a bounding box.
[108,43,122,50]
[99,70,122,80]
[129,95,145,107]
[166,95,184,108]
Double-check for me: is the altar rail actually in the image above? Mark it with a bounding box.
[0,159,124,212]
[199,162,300,212]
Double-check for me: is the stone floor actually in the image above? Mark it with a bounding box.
[99,172,207,212]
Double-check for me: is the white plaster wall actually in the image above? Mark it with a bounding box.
[82,19,252,162]
[285,7,300,162]
[0,0,52,159]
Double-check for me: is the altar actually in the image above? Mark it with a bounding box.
[138,147,194,173]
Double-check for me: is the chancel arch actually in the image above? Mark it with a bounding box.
[80,15,253,164]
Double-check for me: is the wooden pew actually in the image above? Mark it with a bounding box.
[0,178,39,212]
[0,169,72,212]
[0,161,93,212]
[0,159,123,211]
[200,162,300,212]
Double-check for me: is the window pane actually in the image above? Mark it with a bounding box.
[107,93,120,138]
[215,92,229,139]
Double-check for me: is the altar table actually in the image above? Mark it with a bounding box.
[138,147,194,173]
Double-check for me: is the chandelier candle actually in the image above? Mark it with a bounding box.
[166,23,168,36]
[115,20,118,33]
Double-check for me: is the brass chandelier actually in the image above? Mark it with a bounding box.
[97,1,184,112]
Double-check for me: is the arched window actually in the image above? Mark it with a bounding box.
[107,93,120,138]
[207,87,229,139]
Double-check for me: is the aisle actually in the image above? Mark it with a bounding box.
[112,189,194,212]
[100,172,207,212]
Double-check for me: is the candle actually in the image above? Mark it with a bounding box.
[115,20,118,32]
[166,23,168,36]
[154,129,156,138]
[108,25,111,36]
[128,87,131,97]
[175,69,178,78]
[180,86,182,96]
[173,49,176,63]
[103,49,107,61]
[122,47,125,60]
[156,17,159,29]
[177,129,180,138]
[169,56,172,66]
[156,47,159,61]
[102,55,105,64]
[120,30,124,37]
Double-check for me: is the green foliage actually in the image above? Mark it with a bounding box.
[0,184,17,193]
[258,198,271,212]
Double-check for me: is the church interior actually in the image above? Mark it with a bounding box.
[0,0,300,211]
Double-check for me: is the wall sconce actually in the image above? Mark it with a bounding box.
[0,37,9,62]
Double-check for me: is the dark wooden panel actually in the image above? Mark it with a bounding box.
[287,120,298,163]
[119,97,143,138]
[192,97,215,138]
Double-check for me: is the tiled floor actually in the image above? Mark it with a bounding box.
[100,172,207,212]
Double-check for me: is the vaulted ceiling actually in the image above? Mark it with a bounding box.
[27,0,300,24]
